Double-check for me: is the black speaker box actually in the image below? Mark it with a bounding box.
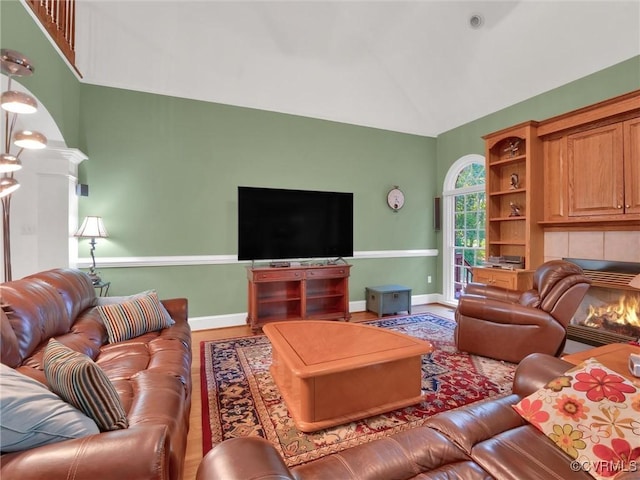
[434,196,441,230]
[76,184,89,197]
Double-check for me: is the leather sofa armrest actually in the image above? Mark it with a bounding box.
[0,425,171,480]
[161,298,188,324]
[463,282,522,303]
[197,437,295,480]
[457,295,555,327]
[513,353,573,397]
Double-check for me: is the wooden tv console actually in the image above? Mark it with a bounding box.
[246,264,351,332]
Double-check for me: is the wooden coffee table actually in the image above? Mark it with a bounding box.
[563,343,640,387]
[263,320,433,432]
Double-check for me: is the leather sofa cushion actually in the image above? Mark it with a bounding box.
[472,425,592,480]
[1,279,71,365]
[424,394,525,454]
[26,269,96,321]
[292,426,491,479]
[424,387,595,480]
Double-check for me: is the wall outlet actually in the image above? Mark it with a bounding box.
[427,275,432,283]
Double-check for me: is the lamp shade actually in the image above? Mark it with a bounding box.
[0,49,35,77]
[1,91,38,114]
[75,216,109,238]
[630,273,640,290]
[14,130,47,149]
[0,154,21,173]
[0,177,20,198]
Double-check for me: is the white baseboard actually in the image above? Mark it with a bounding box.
[188,294,442,331]
[188,312,249,331]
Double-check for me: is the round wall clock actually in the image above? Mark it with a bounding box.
[387,187,405,211]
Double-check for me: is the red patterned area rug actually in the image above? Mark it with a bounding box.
[200,314,516,467]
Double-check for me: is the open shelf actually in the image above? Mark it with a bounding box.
[489,153,526,166]
[307,292,345,300]
[256,301,302,322]
[482,122,543,271]
[489,188,526,197]
[247,265,351,331]
[489,216,527,222]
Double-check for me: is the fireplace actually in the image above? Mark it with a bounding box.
[564,258,640,346]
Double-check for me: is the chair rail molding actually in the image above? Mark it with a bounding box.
[73,249,439,269]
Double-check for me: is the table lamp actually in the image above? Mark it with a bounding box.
[75,216,109,284]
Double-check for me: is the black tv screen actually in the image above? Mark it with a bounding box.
[238,186,353,261]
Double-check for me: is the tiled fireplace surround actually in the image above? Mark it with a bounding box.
[544,231,640,266]
[544,231,640,348]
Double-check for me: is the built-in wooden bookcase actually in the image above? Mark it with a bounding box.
[482,121,544,272]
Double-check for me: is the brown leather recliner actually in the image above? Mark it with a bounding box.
[454,260,591,363]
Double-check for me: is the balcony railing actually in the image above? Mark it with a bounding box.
[26,0,78,74]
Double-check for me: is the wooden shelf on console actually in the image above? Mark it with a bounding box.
[246,264,351,332]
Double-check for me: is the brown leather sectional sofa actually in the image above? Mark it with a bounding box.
[197,353,637,480]
[0,268,192,480]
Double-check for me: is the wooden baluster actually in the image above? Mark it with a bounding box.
[25,0,78,71]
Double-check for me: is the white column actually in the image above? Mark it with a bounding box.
[3,146,87,280]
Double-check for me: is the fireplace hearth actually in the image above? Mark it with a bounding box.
[564,258,640,347]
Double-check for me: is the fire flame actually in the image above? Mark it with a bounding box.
[585,294,640,327]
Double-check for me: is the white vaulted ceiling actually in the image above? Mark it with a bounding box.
[74,1,640,136]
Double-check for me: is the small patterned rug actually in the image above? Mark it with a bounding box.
[200,314,516,466]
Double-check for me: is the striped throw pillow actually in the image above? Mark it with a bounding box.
[43,339,128,431]
[96,290,175,343]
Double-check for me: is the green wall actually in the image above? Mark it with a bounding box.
[77,85,438,316]
[3,1,639,319]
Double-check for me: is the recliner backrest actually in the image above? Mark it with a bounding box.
[530,260,591,325]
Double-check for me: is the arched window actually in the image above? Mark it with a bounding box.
[442,155,485,303]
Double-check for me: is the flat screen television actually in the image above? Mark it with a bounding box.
[238,186,353,261]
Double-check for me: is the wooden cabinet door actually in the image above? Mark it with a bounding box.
[490,271,516,290]
[567,123,624,217]
[472,268,493,285]
[543,135,567,220]
[624,118,640,214]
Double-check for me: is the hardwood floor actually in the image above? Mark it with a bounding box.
[182,303,455,480]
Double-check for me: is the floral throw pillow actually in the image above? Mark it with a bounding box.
[513,358,640,480]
